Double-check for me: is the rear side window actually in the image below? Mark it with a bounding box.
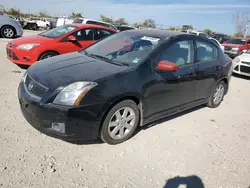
[73,18,83,23]
[198,33,207,38]
[196,40,218,62]
[94,29,114,40]
[87,20,105,27]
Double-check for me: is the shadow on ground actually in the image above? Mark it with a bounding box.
[164,175,205,188]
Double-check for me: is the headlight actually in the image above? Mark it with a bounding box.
[17,43,40,50]
[232,47,239,51]
[53,81,98,106]
[233,57,240,63]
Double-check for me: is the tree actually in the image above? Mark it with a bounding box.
[133,22,143,28]
[233,12,249,36]
[203,29,212,36]
[142,19,156,28]
[234,32,244,37]
[38,11,48,18]
[7,8,20,16]
[0,4,7,14]
[71,12,82,18]
[115,18,128,25]
[100,15,113,23]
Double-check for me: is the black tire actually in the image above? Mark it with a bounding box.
[100,100,140,145]
[1,26,16,38]
[39,52,58,60]
[207,81,226,108]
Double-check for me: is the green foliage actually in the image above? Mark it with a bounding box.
[114,18,128,25]
[100,15,113,23]
[71,12,82,18]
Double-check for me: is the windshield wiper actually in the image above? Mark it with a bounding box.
[88,54,123,66]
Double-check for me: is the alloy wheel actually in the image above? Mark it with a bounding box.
[3,28,14,38]
[108,107,136,140]
[213,84,225,105]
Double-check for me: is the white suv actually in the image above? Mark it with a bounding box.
[72,18,118,31]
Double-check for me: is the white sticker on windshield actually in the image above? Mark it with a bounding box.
[141,36,160,43]
[132,58,140,63]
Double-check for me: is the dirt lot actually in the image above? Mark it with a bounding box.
[0,30,250,188]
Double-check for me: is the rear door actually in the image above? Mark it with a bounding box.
[194,39,221,101]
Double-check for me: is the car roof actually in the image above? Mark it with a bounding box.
[123,29,187,40]
[70,23,117,32]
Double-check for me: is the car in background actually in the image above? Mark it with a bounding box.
[211,33,230,44]
[222,37,250,58]
[6,24,116,66]
[18,29,232,145]
[187,30,208,38]
[232,49,250,77]
[113,24,136,32]
[72,18,118,31]
[209,37,225,52]
[0,13,23,38]
[56,17,74,27]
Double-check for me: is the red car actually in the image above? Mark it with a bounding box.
[222,37,250,58]
[6,24,117,66]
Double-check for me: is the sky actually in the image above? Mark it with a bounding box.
[2,0,250,35]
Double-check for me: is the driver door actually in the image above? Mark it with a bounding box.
[57,28,96,54]
[145,39,198,119]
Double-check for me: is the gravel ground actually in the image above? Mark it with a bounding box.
[0,30,250,188]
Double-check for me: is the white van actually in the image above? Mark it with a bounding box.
[56,17,74,27]
[72,18,118,31]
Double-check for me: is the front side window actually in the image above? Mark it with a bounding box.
[72,29,94,41]
[94,29,113,40]
[39,25,77,38]
[196,40,218,62]
[161,40,194,66]
[83,31,162,66]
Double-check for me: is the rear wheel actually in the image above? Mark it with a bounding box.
[207,81,226,108]
[1,26,16,38]
[100,100,139,145]
[39,52,58,60]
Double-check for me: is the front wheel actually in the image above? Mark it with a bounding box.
[1,26,15,38]
[100,100,140,145]
[207,81,226,108]
[39,52,58,60]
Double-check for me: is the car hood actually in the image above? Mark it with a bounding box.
[222,43,243,48]
[238,53,250,62]
[27,52,131,90]
[10,35,55,46]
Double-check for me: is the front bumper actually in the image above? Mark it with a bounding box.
[232,61,250,77]
[6,46,37,65]
[18,82,104,141]
[224,50,239,58]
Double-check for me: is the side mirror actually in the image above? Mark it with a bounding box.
[68,35,77,42]
[156,60,178,71]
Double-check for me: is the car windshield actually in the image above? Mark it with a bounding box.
[82,31,162,66]
[226,38,246,45]
[39,25,77,38]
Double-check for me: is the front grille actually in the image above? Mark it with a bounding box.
[6,48,12,58]
[234,65,239,71]
[24,74,48,100]
[224,46,232,51]
[241,61,250,65]
[12,52,19,60]
[240,66,250,74]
